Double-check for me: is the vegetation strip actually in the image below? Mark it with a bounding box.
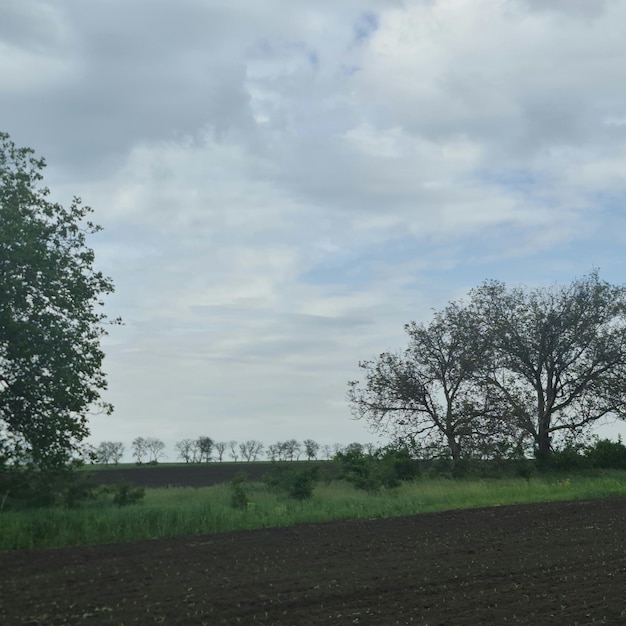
[2,467,626,550]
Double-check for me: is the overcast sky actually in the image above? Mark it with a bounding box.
[3,0,626,460]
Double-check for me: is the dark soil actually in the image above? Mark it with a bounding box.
[86,462,330,488]
[2,496,626,625]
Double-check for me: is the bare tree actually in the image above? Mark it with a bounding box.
[332,443,344,456]
[109,441,125,465]
[131,437,147,464]
[145,437,166,463]
[267,443,280,461]
[190,439,200,462]
[214,441,227,462]
[95,441,114,465]
[175,439,195,463]
[228,440,239,462]
[320,444,333,460]
[239,440,264,461]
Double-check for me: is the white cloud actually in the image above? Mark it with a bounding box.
[4,0,626,456]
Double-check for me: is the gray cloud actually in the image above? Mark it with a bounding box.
[3,0,626,454]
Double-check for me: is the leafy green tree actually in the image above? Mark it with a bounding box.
[0,132,118,471]
[471,272,626,459]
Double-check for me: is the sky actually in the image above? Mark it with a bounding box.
[2,0,626,461]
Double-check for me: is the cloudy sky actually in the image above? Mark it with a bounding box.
[3,0,626,460]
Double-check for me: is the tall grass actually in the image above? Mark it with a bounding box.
[2,471,626,550]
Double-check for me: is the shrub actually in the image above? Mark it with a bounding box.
[334,447,379,491]
[229,472,249,509]
[263,463,318,500]
[514,460,535,481]
[0,465,99,510]
[379,447,420,484]
[585,437,626,469]
[286,467,317,500]
[335,446,419,493]
[61,472,99,508]
[537,443,588,471]
[112,482,145,507]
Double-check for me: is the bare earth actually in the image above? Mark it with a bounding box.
[2,496,626,625]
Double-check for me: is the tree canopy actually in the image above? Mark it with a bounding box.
[349,272,626,461]
[471,272,626,458]
[0,132,117,470]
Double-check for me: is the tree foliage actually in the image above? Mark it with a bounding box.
[196,436,214,462]
[303,438,320,460]
[471,272,626,457]
[0,132,117,470]
[214,441,227,462]
[334,445,419,492]
[348,303,509,461]
[349,272,626,461]
[239,439,264,461]
[175,438,197,463]
[131,437,147,464]
[95,441,124,465]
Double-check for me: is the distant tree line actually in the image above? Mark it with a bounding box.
[92,437,356,465]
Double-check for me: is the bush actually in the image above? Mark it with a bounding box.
[335,446,419,493]
[536,443,588,471]
[585,437,626,469]
[0,465,98,510]
[112,482,145,507]
[61,472,99,508]
[379,447,420,483]
[287,467,317,500]
[334,447,379,492]
[263,463,318,500]
[229,472,249,509]
[514,460,535,481]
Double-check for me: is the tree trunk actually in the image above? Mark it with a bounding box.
[535,428,552,464]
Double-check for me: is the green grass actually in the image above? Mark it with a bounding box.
[2,471,626,550]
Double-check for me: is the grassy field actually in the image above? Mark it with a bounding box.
[2,471,626,550]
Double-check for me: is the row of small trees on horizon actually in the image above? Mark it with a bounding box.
[93,437,372,466]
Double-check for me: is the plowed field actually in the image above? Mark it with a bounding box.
[2,496,626,625]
